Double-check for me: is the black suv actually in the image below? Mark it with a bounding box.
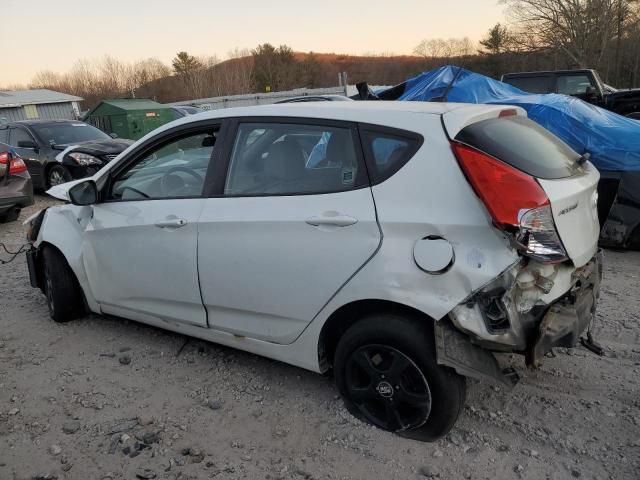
[0,120,133,189]
[501,69,640,119]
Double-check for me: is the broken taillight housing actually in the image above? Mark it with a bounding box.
[451,142,568,264]
[517,205,568,263]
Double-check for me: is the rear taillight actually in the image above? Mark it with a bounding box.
[451,142,568,263]
[0,151,28,175]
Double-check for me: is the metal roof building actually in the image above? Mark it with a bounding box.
[0,89,83,123]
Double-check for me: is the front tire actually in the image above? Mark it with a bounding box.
[47,164,72,188]
[42,246,86,322]
[334,313,466,441]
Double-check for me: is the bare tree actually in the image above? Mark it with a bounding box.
[414,39,449,60]
[502,0,619,69]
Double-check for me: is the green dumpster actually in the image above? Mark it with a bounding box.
[84,99,174,140]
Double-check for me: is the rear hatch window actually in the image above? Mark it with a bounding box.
[455,116,581,179]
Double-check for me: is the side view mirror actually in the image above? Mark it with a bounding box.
[585,85,600,100]
[17,140,38,150]
[109,132,118,139]
[69,180,98,206]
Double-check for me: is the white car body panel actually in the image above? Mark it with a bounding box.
[306,116,519,324]
[35,203,101,312]
[84,199,207,326]
[33,101,601,374]
[538,162,600,267]
[441,105,527,137]
[198,189,380,344]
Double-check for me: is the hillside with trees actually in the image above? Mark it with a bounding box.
[18,0,640,109]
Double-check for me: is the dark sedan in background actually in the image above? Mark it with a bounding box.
[0,120,133,190]
[0,144,33,223]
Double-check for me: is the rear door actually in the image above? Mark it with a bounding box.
[197,118,381,344]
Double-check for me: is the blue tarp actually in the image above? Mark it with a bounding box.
[388,66,640,172]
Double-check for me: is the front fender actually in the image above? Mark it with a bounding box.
[35,204,99,312]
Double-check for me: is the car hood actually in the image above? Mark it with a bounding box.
[53,138,134,155]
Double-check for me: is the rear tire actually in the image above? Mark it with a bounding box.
[334,313,466,442]
[42,246,86,322]
[47,164,72,188]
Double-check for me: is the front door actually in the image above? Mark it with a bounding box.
[197,119,381,344]
[83,125,220,326]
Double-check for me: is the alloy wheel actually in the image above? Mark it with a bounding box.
[344,344,432,431]
[49,169,65,186]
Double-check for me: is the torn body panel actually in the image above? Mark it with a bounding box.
[31,203,100,312]
[449,251,602,366]
[435,319,519,388]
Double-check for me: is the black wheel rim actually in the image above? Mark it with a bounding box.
[344,344,432,432]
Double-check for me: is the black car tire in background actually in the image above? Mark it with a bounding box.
[47,164,72,188]
[626,112,640,120]
[0,207,21,223]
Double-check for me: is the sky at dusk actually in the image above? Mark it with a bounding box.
[2,0,506,85]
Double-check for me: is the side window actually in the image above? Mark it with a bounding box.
[504,76,553,94]
[9,128,35,147]
[360,127,422,184]
[557,75,592,95]
[109,128,218,201]
[224,122,364,195]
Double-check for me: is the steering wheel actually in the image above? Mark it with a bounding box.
[160,166,203,197]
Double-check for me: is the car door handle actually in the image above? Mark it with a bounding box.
[305,214,358,227]
[154,218,188,228]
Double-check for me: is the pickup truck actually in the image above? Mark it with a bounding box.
[501,69,640,119]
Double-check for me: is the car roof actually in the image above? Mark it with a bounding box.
[180,101,483,122]
[132,101,513,147]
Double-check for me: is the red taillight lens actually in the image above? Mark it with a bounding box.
[451,142,549,228]
[10,158,27,174]
[0,151,28,175]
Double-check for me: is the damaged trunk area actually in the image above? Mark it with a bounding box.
[440,251,603,385]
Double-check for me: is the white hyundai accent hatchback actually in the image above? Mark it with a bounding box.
[25,102,602,440]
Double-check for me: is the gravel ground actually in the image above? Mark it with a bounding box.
[0,195,638,480]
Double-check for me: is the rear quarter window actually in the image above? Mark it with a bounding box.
[454,116,581,179]
[360,126,423,184]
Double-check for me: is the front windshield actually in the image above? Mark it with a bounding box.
[32,122,111,145]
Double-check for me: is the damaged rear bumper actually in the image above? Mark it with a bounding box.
[437,251,603,385]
